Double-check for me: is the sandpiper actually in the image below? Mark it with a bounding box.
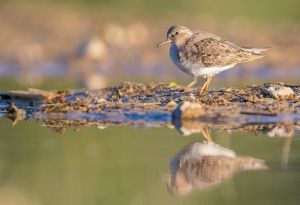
[168,141,268,196]
[157,25,267,94]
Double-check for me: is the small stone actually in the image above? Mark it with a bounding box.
[266,85,294,99]
[173,102,205,119]
[166,100,178,108]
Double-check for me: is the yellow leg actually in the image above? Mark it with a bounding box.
[206,76,213,91]
[187,76,197,88]
[201,127,212,143]
[199,76,213,94]
[199,78,207,94]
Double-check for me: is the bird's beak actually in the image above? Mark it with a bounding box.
[157,38,171,47]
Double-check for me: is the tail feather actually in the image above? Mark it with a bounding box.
[240,47,269,62]
[242,47,269,55]
[236,157,269,171]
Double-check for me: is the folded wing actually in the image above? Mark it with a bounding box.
[183,37,266,67]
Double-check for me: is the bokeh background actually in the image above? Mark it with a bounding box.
[0,0,299,90]
[0,1,300,205]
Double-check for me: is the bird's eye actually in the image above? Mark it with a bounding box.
[175,32,179,35]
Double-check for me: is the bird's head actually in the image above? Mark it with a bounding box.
[157,25,193,47]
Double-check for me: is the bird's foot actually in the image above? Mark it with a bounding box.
[199,87,209,95]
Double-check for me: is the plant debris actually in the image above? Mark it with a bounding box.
[0,82,299,134]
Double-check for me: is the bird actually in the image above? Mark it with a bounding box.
[157,25,267,94]
[167,141,268,196]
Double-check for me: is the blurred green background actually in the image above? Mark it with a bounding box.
[0,1,300,205]
[6,0,300,22]
[0,0,299,89]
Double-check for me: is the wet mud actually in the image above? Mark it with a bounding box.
[0,82,299,135]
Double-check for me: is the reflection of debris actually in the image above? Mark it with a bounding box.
[175,118,298,138]
[168,142,268,196]
[173,102,205,119]
[263,124,294,137]
[175,120,207,136]
[5,104,26,126]
[97,124,109,129]
[36,111,171,133]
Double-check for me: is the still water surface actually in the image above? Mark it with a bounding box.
[0,118,299,205]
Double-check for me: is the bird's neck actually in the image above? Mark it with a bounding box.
[174,32,193,47]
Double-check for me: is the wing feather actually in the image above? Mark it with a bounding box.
[182,37,263,67]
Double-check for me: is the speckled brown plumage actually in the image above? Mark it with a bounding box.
[158,25,268,92]
[181,37,264,67]
[168,142,268,196]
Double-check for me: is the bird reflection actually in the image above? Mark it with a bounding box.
[167,141,268,196]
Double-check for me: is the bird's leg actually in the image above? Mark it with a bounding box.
[199,77,209,94]
[204,76,213,92]
[199,76,213,94]
[187,76,197,88]
[200,127,212,143]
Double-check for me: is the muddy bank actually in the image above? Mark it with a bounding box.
[0,82,299,134]
[1,82,299,112]
[1,82,299,115]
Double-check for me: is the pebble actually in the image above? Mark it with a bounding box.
[266,85,294,99]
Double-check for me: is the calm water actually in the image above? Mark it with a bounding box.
[0,117,299,205]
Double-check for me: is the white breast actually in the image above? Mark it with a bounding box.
[170,44,194,75]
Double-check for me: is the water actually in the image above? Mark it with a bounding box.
[0,79,299,204]
[0,115,299,205]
